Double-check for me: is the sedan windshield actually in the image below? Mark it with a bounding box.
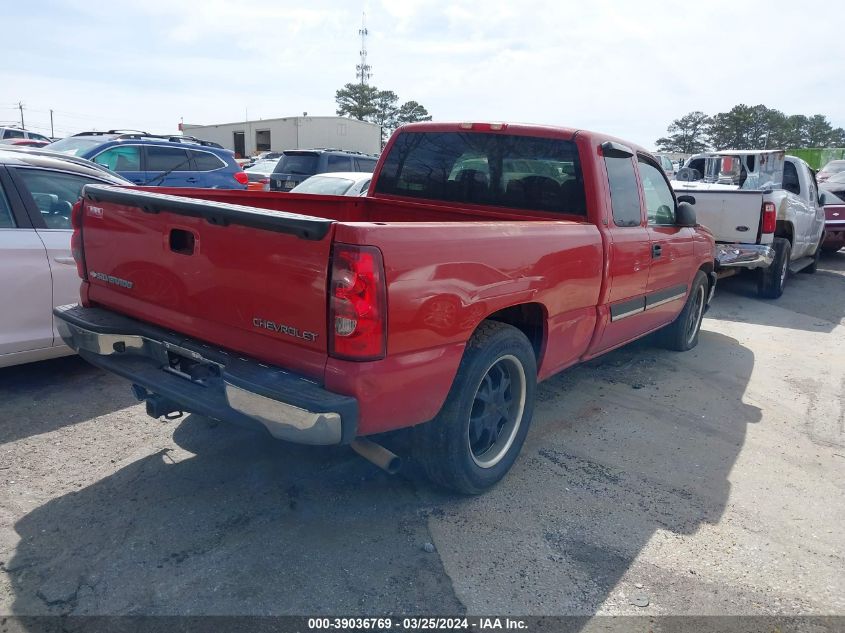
[245,159,279,175]
[820,161,845,175]
[44,136,109,156]
[290,176,354,195]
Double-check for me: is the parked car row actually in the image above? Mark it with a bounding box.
[2,119,842,495]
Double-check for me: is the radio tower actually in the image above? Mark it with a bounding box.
[356,13,372,85]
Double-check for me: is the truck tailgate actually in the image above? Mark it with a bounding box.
[79,185,335,379]
[685,190,763,243]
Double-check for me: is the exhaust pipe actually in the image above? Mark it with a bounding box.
[350,438,402,474]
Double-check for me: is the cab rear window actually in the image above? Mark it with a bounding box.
[375,131,586,215]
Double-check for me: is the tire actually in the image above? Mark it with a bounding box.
[413,321,537,495]
[802,239,822,274]
[658,270,708,352]
[758,237,791,299]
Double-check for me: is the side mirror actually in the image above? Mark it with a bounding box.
[677,194,696,205]
[676,201,697,227]
[819,191,827,206]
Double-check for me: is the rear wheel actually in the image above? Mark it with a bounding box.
[659,270,708,352]
[758,237,791,299]
[413,321,536,494]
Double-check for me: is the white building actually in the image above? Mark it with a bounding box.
[182,116,381,158]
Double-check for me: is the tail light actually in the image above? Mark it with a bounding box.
[70,199,87,280]
[233,171,249,185]
[761,201,776,234]
[329,244,387,360]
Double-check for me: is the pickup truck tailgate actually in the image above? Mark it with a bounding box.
[684,190,764,243]
[79,185,335,378]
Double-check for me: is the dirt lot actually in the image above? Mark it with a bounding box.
[1,254,843,618]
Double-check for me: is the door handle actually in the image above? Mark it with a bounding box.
[186,177,198,183]
[651,244,662,258]
[53,256,76,265]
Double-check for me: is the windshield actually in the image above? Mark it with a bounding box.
[274,153,318,175]
[44,136,109,156]
[290,176,354,195]
[823,190,845,204]
[246,159,279,175]
[820,161,845,174]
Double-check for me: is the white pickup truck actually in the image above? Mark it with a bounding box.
[673,150,826,298]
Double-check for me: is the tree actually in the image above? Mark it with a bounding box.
[805,114,836,147]
[655,111,710,153]
[335,83,432,147]
[335,83,379,121]
[396,101,432,125]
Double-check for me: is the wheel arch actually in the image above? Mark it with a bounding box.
[479,302,547,367]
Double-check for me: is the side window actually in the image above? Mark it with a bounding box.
[190,150,225,171]
[605,156,641,227]
[0,182,16,228]
[326,155,351,172]
[782,161,801,196]
[638,157,676,225]
[15,168,101,230]
[145,146,191,172]
[93,146,141,171]
[354,157,377,172]
[4,129,25,139]
[28,132,51,142]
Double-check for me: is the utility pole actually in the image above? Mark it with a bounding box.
[356,13,372,85]
[16,101,24,129]
[50,109,54,137]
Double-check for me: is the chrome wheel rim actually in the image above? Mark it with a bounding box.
[467,355,526,469]
[685,285,706,346]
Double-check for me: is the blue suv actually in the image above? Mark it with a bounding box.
[45,131,248,189]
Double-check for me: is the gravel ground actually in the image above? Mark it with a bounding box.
[0,253,843,619]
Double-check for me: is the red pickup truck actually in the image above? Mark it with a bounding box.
[56,122,716,493]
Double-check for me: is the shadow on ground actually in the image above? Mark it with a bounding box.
[714,250,845,331]
[426,330,762,614]
[0,356,137,444]
[6,330,758,617]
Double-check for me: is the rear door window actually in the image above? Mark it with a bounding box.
[375,131,586,214]
[3,129,25,139]
[605,156,642,227]
[354,157,377,172]
[145,146,191,172]
[326,155,352,172]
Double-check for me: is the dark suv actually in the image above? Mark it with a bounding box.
[268,149,378,192]
[45,131,248,189]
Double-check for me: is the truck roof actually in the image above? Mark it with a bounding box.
[394,121,651,155]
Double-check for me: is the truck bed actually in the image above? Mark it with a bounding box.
[79,186,603,401]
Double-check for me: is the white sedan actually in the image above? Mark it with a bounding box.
[0,148,130,368]
[289,172,372,197]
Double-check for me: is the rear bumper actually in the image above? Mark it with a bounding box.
[715,243,775,270]
[53,304,357,445]
[823,223,845,247]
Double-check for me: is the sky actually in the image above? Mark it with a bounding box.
[2,0,843,149]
